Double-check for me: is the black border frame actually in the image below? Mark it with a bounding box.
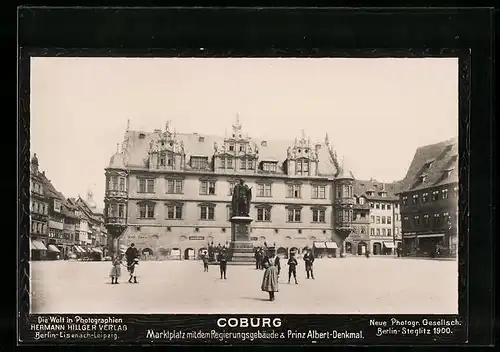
[17,7,494,346]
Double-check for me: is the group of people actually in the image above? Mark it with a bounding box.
[200,246,229,279]
[260,247,316,301]
[109,243,141,284]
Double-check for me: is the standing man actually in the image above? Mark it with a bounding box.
[287,253,299,284]
[218,249,228,279]
[125,243,139,268]
[274,252,281,277]
[303,248,315,279]
[254,247,261,270]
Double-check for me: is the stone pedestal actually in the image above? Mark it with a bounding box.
[229,216,255,265]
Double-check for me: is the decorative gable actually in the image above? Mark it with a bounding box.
[285,130,320,176]
[147,121,186,171]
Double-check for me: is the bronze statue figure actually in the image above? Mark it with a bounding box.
[231,179,252,217]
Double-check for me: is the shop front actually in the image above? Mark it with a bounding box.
[312,241,327,258]
[325,242,338,257]
[382,241,396,255]
[30,239,48,260]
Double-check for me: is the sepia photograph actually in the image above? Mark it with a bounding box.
[28,57,459,315]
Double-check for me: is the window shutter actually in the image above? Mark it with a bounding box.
[137,203,141,218]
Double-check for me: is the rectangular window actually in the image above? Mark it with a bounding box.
[370,228,375,236]
[370,215,374,223]
[382,229,386,236]
[381,203,386,210]
[191,157,208,170]
[111,176,118,190]
[387,229,392,236]
[387,216,392,224]
[375,203,380,209]
[257,183,272,197]
[227,158,233,169]
[287,184,301,198]
[414,215,420,226]
[166,179,184,194]
[110,204,118,217]
[248,160,254,170]
[402,197,408,206]
[433,213,441,226]
[312,185,326,199]
[382,216,386,224]
[376,216,380,224]
[200,206,215,220]
[240,159,246,170]
[387,204,391,210]
[370,202,374,208]
[423,214,430,226]
[263,162,277,172]
[218,158,225,168]
[147,180,154,193]
[118,204,125,218]
[312,209,326,223]
[376,229,380,236]
[257,208,271,221]
[412,194,419,204]
[342,185,350,198]
[422,192,429,203]
[442,189,449,199]
[287,208,301,222]
[166,205,183,220]
[119,178,125,191]
[403,216,409,226]
[432,191,439,201]
[200,181,216,195]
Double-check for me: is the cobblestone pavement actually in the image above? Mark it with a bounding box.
[30,257,458,314]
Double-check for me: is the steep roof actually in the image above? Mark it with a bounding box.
[399,137,458,193]
[354,179,401,201]
[38,173,66,201]
[120,130,339,177]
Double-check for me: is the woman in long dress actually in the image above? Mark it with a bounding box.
[261,252,279,301]
[110,253,124,284]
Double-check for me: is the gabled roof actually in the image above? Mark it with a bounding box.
[399,137,458,193]
[38,173,66,201]
[115,130,340,177]
[353,179,401,201]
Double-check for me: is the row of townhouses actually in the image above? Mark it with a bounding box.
[103,119,404,260]
[29,154,108,260]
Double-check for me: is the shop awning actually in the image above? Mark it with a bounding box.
[72,246,82,253]
[383,242,396,248]
[76,246,85,253]
[325,242,338,249]
[92,248,103,254]
[418,234,445,238]
[48,244,60,253]
[31,240,48,251]
[313,242,326,249]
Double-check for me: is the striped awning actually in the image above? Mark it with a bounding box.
[48,244,60,253]
[92,248,103,254]
[383,242,396,248]
[31,240,48,251]
[418,233,445,238]
[313,241,326,249]
[325,242,338,249]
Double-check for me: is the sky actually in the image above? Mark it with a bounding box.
[30,57,458,208]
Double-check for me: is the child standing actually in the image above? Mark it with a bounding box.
[110,254,123,284]
[287,254,298,284]
[128,258,139,283]
[202,251,209,272]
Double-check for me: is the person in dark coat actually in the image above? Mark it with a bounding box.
[125,243,139,268]
[274,254,281,277]
[254,248,261,270]
[260,248,268,270]
[287,253,298,284]
[303,249,315,279]
[202,250,209,272]
[218,249,228,279]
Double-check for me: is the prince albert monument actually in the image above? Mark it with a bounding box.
[229,179,255,264]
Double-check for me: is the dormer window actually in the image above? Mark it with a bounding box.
[379,191,387,197]
[239,144,244,152]
[139,133,146,139]
[198,136,205,142]
[191,156,208,170]
[261,141,267,147]
[425,159,435,169]
[359,197,366,205]
[229,145,234,151]
[366,190,374,196]
[262,162,277,172]
[444,168,454,178]
[419,174,428,183]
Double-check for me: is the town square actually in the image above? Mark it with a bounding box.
[30,256,458,315]
[27,58,459,316]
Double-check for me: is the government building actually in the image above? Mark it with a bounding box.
[397,137,458,258]
[104,118,398,260]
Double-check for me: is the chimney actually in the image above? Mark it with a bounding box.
[42,171,45,175]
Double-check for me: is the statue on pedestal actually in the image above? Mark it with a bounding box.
[231,179,252,217]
